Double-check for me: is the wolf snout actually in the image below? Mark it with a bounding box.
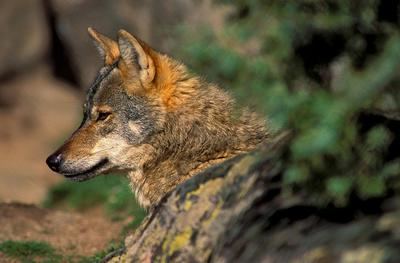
[46,152,64,173]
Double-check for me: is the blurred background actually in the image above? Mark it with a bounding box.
[0,0,399,261]
[0,0,229,261]
[0,0,225,204]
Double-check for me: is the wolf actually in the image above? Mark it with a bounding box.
[46,28,268,209]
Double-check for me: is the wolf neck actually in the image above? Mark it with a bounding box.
[129,56,268,208]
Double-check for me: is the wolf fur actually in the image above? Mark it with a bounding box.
[46,28,268,208]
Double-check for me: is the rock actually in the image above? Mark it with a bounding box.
[108,134,400,262]
[49,0,228,88]
[116,135,288,262]
[0,1,49,77]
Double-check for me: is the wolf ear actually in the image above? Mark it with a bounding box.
[117,29,155,84]
[88,27,120,65]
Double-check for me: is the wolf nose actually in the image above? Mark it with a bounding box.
[46,153,63,172]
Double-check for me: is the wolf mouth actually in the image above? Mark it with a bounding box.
[63,158,109,181]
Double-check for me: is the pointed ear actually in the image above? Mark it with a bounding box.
[88,27,120,65]
[117,29,155,83]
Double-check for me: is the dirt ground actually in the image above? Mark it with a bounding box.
[0,203,124,259]
[0,66,126,261]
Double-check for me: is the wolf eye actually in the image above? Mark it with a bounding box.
[97,111,111,121]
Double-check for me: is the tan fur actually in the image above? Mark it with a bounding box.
[88,27,120,65]
[120,49,268,206]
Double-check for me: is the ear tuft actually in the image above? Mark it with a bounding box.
[88,27,119,65]
[117,29,155,83]
[117,30,139,67]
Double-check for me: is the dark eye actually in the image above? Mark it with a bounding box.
[97,111,111,121]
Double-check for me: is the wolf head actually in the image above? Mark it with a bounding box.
[46,28,170,182]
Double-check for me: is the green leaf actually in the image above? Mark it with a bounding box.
[292,126,338,159]
[284,164,309,184]
[357,175,386,199]
[366,126,392,151]
[326,176,353,205]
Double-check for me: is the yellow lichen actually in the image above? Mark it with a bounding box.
[161,227,193,262]
[183,199,193,211]
[168,227,192,256]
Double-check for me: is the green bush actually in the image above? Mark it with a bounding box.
[176,0,400,207]
[43,175,146,225]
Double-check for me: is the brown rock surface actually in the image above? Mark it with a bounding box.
[0,1,49,77]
